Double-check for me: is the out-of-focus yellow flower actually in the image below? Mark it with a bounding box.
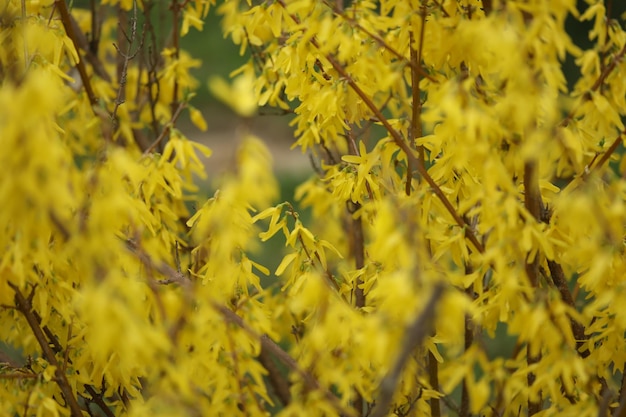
[208,73,257,117]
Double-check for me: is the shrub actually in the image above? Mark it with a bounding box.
[1,0,626,416]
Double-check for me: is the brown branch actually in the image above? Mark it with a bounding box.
[302,235,341,292]
[344,131,366,307]
[431,0,450,18]
[559,36,626,184]
[321,0,437,84]
[545,261,588,358]
[351,210,366,309]
[561,43,626,128]
[588,128,625,177]
[0,371,38,380]
[8,282,119,417]
[614,363,626,417]
[89,0,101,55]
[407,7,427,195]
[83,385,117,417]
[527,346,541,416]
[225,327,249,413]
[55,0,99,109]
[125,238,190,288]
[140,0,163,140]
[9,284,84,417]
[142,101,187,155]
[460,265,476,417]
[523,160,542,288]
[590,42,626,93]
[481,0,493,14]
[427,350,441,417]
[344,131,367,414]
[276,0,484,254]
[48,210,71,241]
[116,5,128,89]
[523,161,543,415]
[370,283,446,417]
[334,57,484,252]
[126,235,193,344]
[284,206,342,293]
[111,0,141,128]
[258,347,292,406]
[12,288,116,416]
[0,349,22,368]
[213,303,356,417]
[169,0,182,151]
[68,11,110,81]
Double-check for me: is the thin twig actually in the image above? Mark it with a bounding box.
[83,385,117,417]
[560,43,626,128]
[169,0,183,153]
[68,12,110,81]
[140,0,162,140]
[613,363,626,417]
[21,0,28,69]
[321,0,437,84]
[588,128,625,177]
[54,0,99,109]
[298,233,340,292]
[225,326,249,413]
[370,283,446,417]
[545,261,588,357]
[111,0,141,128]
[142,101,186,155]
[431,0,450,18]
[0,371,38,380]
[350,206,366,310]
[125,238,189,288]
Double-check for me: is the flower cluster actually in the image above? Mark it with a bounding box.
[2,0,626,416]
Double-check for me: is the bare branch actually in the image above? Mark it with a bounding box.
[111,0,141,127]
[142,101,187,155]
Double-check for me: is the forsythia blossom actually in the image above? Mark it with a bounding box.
[2,1,626,417]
